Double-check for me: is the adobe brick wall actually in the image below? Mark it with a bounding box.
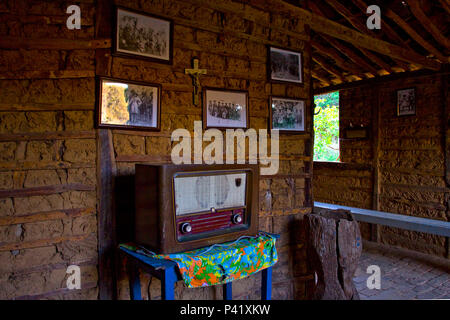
[0,0,313,299]
[313,73,449,257]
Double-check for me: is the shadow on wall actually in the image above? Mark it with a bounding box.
[115,175,135,244]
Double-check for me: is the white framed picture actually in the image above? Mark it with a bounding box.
[114,7,173,64]
[203,88,249,129]
[270,97,305,133]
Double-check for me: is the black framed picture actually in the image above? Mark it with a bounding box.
[396,87,416,116]
[96,77,161,131]
[270,97,305,133]
[268,46,303,84]
[203,88,249,129]
[113,6,173,64]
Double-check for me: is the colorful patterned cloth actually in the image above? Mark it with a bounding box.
[120,233,278,288]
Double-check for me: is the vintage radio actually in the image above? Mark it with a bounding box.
[135,164,259,254]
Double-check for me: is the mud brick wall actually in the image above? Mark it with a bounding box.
[0,0,99,300]
[0,0,314,299]
[313,72,449,257]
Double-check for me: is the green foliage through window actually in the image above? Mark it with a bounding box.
[314,91,339,162]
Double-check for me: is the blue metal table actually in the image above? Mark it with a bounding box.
[119,245,274,300]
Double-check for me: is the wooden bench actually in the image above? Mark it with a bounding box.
[314,202,450,238]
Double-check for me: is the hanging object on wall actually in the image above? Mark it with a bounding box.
[344,126,369,140]
[396,87,416,116]
[185,57,207,106]
[96,77,161,131]
[113,6,174,64]
[268,46,304,84]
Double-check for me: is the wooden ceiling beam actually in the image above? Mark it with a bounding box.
[352,0,410,48]
[291,1,442,70]
[311,70,332,87]
[311,40,366,77]
[255,0,442,70]
[320,34,379,76]
[437,0,450,15]
[407,0,450,51]
[312,54,346,81]
[359,48,393,74]
[384,8,448,63]
[345,0,412,71]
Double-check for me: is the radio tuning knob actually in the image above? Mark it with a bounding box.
[232,214,242,224]
[180,222,192,234]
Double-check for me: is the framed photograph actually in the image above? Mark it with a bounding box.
[96,77,161,131]
[203,88,249,129]
[270,97,305,133]
[268,46,303,84]
[113,6,173,64]
[397,87,416,116]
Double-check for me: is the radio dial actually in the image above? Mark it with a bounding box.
[180,222,192,234]
[232,214,242,224]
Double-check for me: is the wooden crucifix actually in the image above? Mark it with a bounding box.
[185,57,207,106]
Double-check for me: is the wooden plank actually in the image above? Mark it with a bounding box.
[0,70,95,80]
[285,2,442,70]
[438,0,450,15]
[0,184,95,198]
[0,37,111,50]
[0,102,94,112]
[408,0,449,50]
[96,129,117,300]
[0,131,95,142]
[0,233,92,252]
[12,282,98,300]
[384,9,448,63]
[312,55,345,81]
[311,40,365,77]
[0,208,96,226]
[371,87,381,242]
[314,69,449,94]
[314,202,450,237]
[0,161,94,171]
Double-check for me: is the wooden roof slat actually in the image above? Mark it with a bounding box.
[437,0,450,15]
[311,70,332,87]
[289,0,442,70]
[312,54,346,81]
[352,0,411,49]
[311,39,366,77]
[384,8,448,63]
[407,0,450,51]
[320,35,379,76]
[323,0,402,74]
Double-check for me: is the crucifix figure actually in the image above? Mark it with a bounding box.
[185,57,207,106]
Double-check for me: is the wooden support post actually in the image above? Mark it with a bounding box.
[371,87,381,242]
[97,129,117,299]
[443,72,450,259]
[96,0,116,300]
